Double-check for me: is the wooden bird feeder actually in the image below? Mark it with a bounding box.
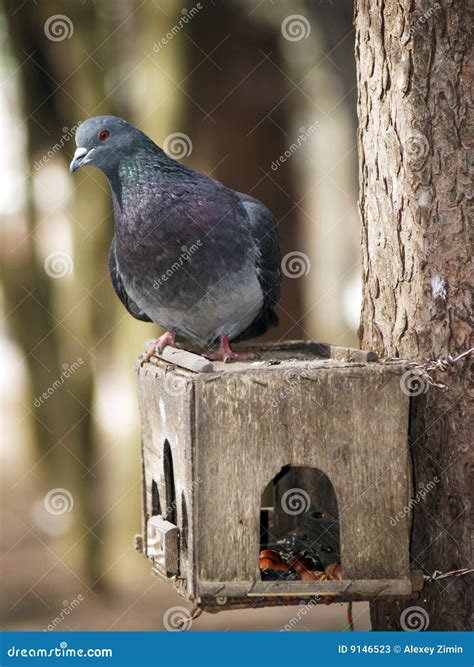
[134,340,423,612]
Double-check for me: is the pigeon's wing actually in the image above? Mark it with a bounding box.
[234,193,281,340]
[238,193,281,308]
[108,238,152,322]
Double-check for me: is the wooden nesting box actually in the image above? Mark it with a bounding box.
[135,341,421,612]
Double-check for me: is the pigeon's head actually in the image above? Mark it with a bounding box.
[70,116,148,174]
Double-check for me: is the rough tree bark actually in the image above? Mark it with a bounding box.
[355,0,472,630]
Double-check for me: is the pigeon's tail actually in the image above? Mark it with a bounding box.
[233,307,279,343]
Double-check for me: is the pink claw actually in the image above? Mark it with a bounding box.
[143,328,177,363]
[205,333,255,363]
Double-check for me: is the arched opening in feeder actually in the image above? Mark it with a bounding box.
[259,465,341,582]
[163,439,176,525]
[180,492,188,557]
[151,479,161,516]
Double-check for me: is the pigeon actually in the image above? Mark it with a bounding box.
[70,116,281,361]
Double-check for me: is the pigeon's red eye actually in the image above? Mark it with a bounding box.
[99,130,110,141]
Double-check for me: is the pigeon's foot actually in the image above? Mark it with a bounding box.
[205,333,256,363]
[142,328,177,364]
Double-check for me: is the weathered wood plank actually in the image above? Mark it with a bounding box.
[198,578,413,597]
[235,339,378,362]
[136,362,197,600]
[181,339,378,364]
[194,364,410,583]
[157,345,214,373]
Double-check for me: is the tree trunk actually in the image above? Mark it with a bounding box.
[355,0,472,630]
[4,0,115,585]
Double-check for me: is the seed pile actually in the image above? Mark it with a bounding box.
[259,547,342,582]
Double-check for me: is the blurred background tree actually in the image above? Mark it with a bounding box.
[1,0,365,630]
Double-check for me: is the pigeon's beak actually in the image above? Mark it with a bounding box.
[69,147,90,173]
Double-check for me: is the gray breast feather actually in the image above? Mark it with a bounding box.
[121,255,264,346]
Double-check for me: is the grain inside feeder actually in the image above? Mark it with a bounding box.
[135,340,423,612]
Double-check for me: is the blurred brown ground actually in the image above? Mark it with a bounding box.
[1,485,370,631]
